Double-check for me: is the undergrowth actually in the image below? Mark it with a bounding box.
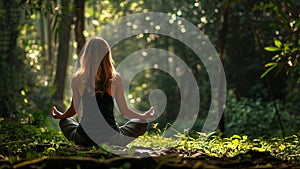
[1,121,299,164]
[129,123,300,162]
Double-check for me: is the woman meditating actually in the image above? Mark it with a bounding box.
[50,37,155,147]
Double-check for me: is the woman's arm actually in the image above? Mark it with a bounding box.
[51,99,76,119]
[114,74,155,120]
[51,76,83,119]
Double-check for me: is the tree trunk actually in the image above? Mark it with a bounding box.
[54,0,73,109]
[74,0,85,55]
[0,0,22,116]
[217,4,229,133]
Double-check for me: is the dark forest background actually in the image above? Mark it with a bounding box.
[1,0,299,138]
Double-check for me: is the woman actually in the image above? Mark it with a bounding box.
[51,37,155,147]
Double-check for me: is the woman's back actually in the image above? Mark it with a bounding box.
[95,92,118,131]
[80,88,118,143]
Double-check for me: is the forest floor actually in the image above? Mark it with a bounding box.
[1,144,300,169]
[0,121,300,169]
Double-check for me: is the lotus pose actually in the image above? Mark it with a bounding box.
[51,37,155,146]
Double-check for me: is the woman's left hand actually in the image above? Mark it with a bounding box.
[143,106,155,120]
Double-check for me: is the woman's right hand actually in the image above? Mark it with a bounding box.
[51,106,63,119]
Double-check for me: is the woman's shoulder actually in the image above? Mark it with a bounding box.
[112,72,123,87]
[111,72,121,81]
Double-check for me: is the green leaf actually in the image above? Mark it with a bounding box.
[294,19,300,28]
[232,139,239,146]
[47,147,56,152]
[260,63,277,78]
[231,134,242,140]
[271,54,280,61]
[284,43,293,51]
[24,85,29,92]
[264,46,280,52]
[274,39,282,48]
[265,62,278,67]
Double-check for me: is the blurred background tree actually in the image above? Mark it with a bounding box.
[0,0,299,138]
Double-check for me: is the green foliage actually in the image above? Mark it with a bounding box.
[0,121,299,165]
[130,128,300,162]
[130,129,300,162]
[258,1,300,82]
[262,39,300,81]
[0,121,67,161]
[0,0,58,127]
[224,90,300,138]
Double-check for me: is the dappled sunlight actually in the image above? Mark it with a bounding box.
[1,0,299,168]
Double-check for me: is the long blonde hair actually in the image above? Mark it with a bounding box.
[74,37,116,95]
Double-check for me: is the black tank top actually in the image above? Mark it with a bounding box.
[80,86,119,135]
[79,88,119,142]
[95,92,118,130]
